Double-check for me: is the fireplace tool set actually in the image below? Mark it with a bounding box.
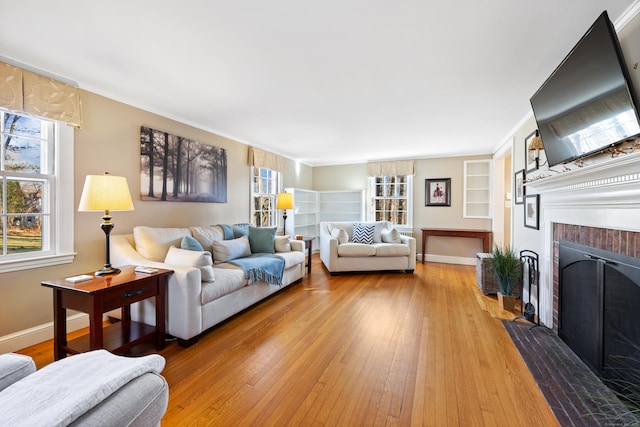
[513,250,542,330]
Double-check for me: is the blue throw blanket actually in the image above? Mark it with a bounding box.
[229,253,285,286]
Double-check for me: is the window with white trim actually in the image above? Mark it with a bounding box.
[251,167,281,227]
[368,175,413,227]
[0,110,75,272]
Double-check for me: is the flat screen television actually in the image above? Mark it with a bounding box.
[530,11,640,167]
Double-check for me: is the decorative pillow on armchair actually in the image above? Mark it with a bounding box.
[164,246,215,282]
[331,228,349,244]
[352,223,375,244]
[381,228,402,244]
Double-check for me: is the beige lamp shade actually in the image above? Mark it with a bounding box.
[276,192,294,210]
[528,132,544,151]
[78,173,134,212]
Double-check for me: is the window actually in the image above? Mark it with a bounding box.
[0,110,74,273]
[251,167,281,227]
[368,175,413,227]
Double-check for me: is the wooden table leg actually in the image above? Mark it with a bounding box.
[421,232,426,264]
[156,276,167,350]
[89,295,103,350]
[53,290,67,360]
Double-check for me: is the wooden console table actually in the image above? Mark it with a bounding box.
[42,265,172,360]
[421,228,492,263]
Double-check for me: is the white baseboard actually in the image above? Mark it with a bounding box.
[417,253,476,266]
[0,313,89,354]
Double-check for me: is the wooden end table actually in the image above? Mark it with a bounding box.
[41,265,172,360]
[299,237,315,274]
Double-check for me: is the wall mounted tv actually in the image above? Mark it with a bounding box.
[530,10,640,167]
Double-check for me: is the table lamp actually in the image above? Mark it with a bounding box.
[78,172,134,275]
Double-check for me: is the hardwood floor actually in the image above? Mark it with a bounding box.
[19,256,559,426]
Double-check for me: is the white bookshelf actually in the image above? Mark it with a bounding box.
[284,188,365,245]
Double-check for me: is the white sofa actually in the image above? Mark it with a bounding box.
[111,225,306,346]
[319,221,416,274]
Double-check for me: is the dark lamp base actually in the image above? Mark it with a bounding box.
[95,266,121,276]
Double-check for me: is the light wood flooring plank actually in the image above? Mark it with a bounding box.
[18,256,559,426]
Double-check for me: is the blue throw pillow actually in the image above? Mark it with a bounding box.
[181,235,204,251]
[232,223,251,238]
[352,223,374,244]
[248,226,276,253]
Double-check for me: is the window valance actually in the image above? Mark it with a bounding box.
[248,147,287,172]
[366,160,415,177]
[0,61,83,128]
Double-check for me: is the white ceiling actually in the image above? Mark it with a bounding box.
[1,1,638,166]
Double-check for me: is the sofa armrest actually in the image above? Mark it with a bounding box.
[111,234,205,341]
[0,353,36,392]
[400,235,417,270]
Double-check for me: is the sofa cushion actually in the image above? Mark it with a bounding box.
[211,236,252,264]
[337,243,377,257]
[181,235,204,251]
[275,235,291,252]
[374,243,410,257]
[352,223,375,244]
[164,246,215,282]
[248,226,276,254]
[133,226,192,262]
[381,228,402,244]
[277,250,305,268]
[331,228,349,244]
[190,226,224,250]
[200,268,247,304]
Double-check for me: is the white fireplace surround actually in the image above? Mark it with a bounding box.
[525,150,640,327]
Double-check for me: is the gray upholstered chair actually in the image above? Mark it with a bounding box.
[0,350,168,426]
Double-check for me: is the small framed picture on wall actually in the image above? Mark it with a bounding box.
[514,169,525,205]
[425,178,451,206]
[525,130,539,173]
[524,194,540,229]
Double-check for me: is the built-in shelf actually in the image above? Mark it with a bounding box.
[463,160,492,219]
[284,189,365,245]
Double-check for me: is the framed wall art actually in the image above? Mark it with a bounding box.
[525,130,539,173]
[514,169,525,205]
[140,126,228,203]
[425,178,451,206]
[524,194,540,229]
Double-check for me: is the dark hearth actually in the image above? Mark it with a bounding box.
[504,321,639,426]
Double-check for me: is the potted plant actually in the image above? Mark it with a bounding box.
[488,244,520,310]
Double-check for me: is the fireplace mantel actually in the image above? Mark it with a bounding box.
[526,149,640,198]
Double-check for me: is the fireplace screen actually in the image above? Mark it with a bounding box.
[559,240,640,402]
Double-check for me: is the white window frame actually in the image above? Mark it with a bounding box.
[367,175,413,230]
[0,113,75,273]
[250,166,282,228]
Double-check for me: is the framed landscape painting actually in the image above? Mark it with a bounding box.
[425,178,451,206]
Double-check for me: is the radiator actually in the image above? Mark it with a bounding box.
[398,229,414,237]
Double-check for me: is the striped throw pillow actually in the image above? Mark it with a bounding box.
[352,223,375,244]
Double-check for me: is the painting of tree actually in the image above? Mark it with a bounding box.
[140,126,227,202]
